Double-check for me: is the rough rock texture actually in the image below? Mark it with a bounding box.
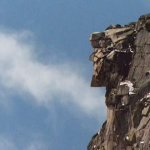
[88,14,150,150]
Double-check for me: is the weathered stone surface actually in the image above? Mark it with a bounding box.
[88,14,150,150]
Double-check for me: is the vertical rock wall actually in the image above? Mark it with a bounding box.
[88,14,150,150]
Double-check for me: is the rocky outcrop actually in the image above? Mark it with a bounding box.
[88,14,150,150]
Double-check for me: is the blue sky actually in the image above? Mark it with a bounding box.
[0,0,149,150]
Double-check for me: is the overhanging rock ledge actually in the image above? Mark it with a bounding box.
[88,14,150,150]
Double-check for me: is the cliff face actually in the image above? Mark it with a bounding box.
[88,14,150,150]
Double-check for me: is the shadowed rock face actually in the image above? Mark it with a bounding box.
[88,14,150,150]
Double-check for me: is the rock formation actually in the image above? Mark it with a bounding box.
[88,14,150,150]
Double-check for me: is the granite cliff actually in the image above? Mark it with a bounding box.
[88,14,150,150]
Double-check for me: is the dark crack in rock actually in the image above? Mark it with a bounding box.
[88,14,150,150]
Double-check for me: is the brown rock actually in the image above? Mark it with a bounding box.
[88,14,150,150]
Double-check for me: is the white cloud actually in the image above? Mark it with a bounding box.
[26,142,47,150]
[0,135,48,150]
[0,136,17,150]
[0,30,105,118]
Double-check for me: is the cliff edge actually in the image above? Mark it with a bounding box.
[88,14,150,150]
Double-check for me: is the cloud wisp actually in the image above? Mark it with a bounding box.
[0,135,48,150]
[0,136,17,150]
[0,30,105,118]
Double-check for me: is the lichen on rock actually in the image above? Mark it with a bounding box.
[88,14,150,150]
